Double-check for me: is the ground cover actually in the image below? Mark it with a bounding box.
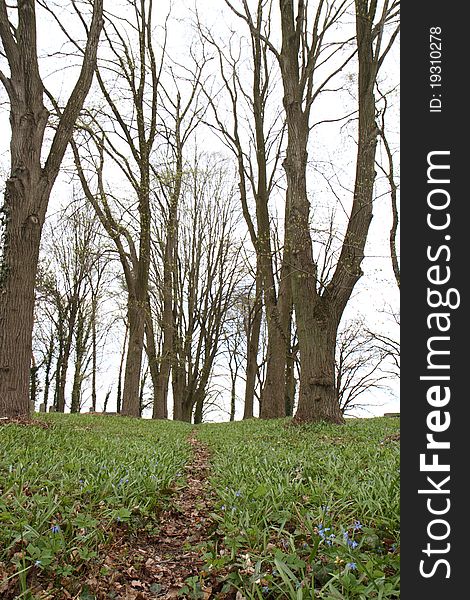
[198,418,400,599]
[0,415,399,599]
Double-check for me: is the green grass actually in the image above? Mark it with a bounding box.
[198,417,400,599]
[0,414,399,599]
[0,414,191,594]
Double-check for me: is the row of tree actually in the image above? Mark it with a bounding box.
[0,0,399,423]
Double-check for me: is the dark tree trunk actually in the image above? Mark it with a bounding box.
[146,305,168,419]
[121,298,145,417]
[91,291,98,411]
[0,140,48,418]
[42,337,54,412]
[56,301,78,412]
[230,376,236,422]
[243,278,262,419]
[116,323,128,414]
[293,303,343,423]
[30,354,39,410]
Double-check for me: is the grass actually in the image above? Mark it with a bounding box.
[197,417,400,599]
[0,414,399,599]
[0,414,191,596]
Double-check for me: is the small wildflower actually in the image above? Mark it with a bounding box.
[34,560,42,567]
[262,586,270,594]
[321,504,330,513]
[346,562,357,570]
[317,524,330,539]
[221,505,226,511]
[235,490,241,497]
[353,520,363,532]
[348,540,358,550]
[51,525,60,534]
[334,556,344,565]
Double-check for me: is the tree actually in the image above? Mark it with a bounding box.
[336,319,392,415]
[200,4,292,419]
[34,205,113,413]
[0,0,103,418]
[168,158,244,422]
[148,53,207,419]
[278,0,398,423]
[69,0,162,417]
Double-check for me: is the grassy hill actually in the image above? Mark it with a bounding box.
[0,415,399,599]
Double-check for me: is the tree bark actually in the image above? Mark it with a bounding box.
[42,337,54,412]
[121,297,146,417]
[243,274,262,419]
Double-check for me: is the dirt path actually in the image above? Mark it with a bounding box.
[86,431,228,600]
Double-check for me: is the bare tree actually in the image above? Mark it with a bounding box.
[168,158,245,422]
[33,205,112,413]
[69,0,163,417]
[148,53,207,419]
[377,89,400,288]
[199,3,292,418]
[336,319,392,415]
[0,0,103,418]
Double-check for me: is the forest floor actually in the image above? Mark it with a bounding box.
[0,414,400,600]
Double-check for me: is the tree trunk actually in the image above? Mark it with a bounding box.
[91,292,98,411]
[294,301,343,423]
[171,363,184,421]
[148,297,169,419]
[0,179,46,417]
[146,294,173,419]
[30,353,39,410]
[116,323,128,414]
[193,393,203,424]
[260,256,292,419]
[57,301,79,412]
[70,315,86,413]
[42,337,54,412]
[243,280,262,419]
[230,375,236,422]
[121,298,145,417]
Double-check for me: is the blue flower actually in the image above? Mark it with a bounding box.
[262,586,270,594]
[346,562,357,570]
[235,490,241,497]
[348,540,358,549]
[317,524,330,539]
[51,524,60,534]
[321,504,330,513]
[353,520,363,531]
